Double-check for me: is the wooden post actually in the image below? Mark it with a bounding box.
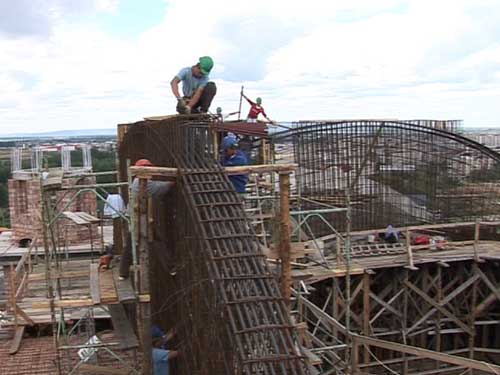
[261,139,268,164]
[435,264,443,367]
[351,335,359,374]
[362,272,371,363]
[279,172,292,308]
[9,264,18,327]
[138,178,152,374]
[336,238,342,267]
[405,228,417,270]
[469,264,478,374]
[333,276,339,342]
[402,270,409,375]
[473,220,480,262]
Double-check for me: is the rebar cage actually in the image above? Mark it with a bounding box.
[119,116,309,375]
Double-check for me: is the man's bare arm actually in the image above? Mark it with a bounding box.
[170,77,181,99]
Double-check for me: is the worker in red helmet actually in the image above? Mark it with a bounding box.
[171,56,217,114]
[119,158,175,280]
[243,94,272,123]
[134,158,153,167]
[131,159,174,198]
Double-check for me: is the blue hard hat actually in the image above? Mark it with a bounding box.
[151,324,165,338]
[221,135,238,150]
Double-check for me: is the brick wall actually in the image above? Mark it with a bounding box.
[8,176,99,247]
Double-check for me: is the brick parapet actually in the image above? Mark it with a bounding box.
[8,175,99,247]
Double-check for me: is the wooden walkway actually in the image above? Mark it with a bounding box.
[292,241,500,284]
[2,259,140,327]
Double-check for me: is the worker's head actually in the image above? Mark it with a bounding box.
[221,135,238,156]
[216,107,222,115]
[135,159,153,167]
[151,324,165,339]
[194,56,214,77]
[256,97,262,105]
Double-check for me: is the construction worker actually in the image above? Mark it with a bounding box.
[152,325,178,375]
[221,136,248,194]
[131,159,174,198]
[384,224,399,244]
[171,56,216,114]
[119,158,175,280]
[242,94,271,123]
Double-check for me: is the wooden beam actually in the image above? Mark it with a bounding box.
[475,267,500,304]
[90,263,101,305]
[353,334,500,373]
[404,280,472,335]
[370,289,404,325]
[112,267,136,303]
[279,172,292,308]
[30,295,149,309]
[318,221,500,240]
[15,304,34,326]
[369,292,403,319]
[77,364,130,374]
[363,273,371,363]
[129,163,298,178]
[15,272,28,300]
[108,304,138,350]
[14,236,38,278]
[407,274,479,335]
[9,264,17,327]
[474,220,480,262]
[138,178,152,375]
[293,291,347,334]
[9,325,25,355]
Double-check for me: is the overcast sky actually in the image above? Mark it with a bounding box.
[1,0,499,134]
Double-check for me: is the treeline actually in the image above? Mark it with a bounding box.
[0,149,117,227]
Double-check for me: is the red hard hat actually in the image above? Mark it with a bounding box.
[135,158,153,167]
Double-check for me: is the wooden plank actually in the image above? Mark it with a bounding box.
[112,267,136,303]
[99,268,118,304]
[143,114,178,121]
[28,270,89,282]
[62,211,88,225]
[108,304,139,350]
[78,364,130,375]
[129,163,298,179]
[293,291,347,334]
[302,347,322,366]
[353,334,500,373]
[90,263,101,305]
[9,325,25,355]
[15,304,34,326]
[279,172,292,307]
[137,178,152,375]
[78,212,100,223]
[30,295,148,309]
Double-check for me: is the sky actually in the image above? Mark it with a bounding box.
[1,0,500,135]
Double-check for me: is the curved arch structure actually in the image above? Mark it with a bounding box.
[280,120,500,232]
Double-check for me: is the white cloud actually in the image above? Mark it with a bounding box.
[1,0,500,135]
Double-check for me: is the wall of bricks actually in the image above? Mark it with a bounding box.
[8,176,99,247]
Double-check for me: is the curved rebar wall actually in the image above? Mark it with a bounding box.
[119,116,309,375]
[277,120,500,233]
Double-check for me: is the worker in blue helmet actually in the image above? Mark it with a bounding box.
[221,135,248,194]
